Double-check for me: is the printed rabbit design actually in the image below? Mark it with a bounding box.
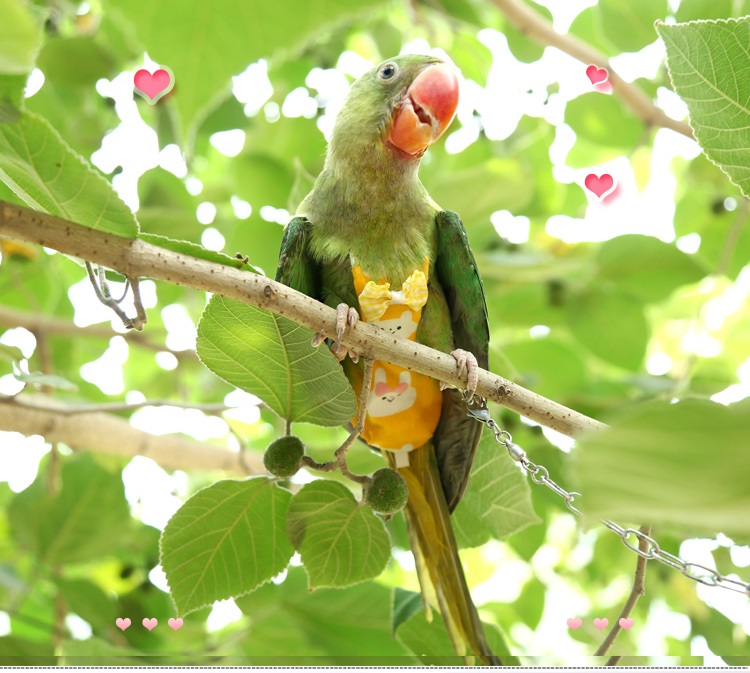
[372,310,419,340]
[368,367,417,417]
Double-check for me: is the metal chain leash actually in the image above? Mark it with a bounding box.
[466,400,750,596]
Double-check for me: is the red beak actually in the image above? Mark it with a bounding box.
[388,63,459,156]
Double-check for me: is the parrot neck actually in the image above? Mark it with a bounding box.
[299,138,438,281]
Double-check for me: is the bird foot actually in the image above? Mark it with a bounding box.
[441,348,479,402]
[333,303,359,362]
[311,303,359,362]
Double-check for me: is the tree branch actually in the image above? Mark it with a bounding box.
[2,394,232,415]
[491,0,694,140]
[0,200,606,438]
[0,305,195,360]
[596,524,651,661]
[0,394,263,475]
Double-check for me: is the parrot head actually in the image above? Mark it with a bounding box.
[331,54,460,159]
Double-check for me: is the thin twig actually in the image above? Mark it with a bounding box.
[130,276,148,328]
[0,200,607,439]
[491,0,694,140]
[301,359,375,484]
[334,358,374,485]
[2,395,232,415]
[596,524,651,661]
[300,455,338,472]
[85,261,146,330]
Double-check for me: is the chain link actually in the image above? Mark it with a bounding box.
[467,401,750,596]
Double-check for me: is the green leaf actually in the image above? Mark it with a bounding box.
[7,454,131,565]
[59,638,143,665]
[568,5,618,57]
[0,343,23,364]
[23,77,118,157]
[598,0,667,53]
[109,0,383,147]
[0,0,42,75]
[391,587,424,635]
[160,477,294,616]
[197,94,247,136]
[55,578,116,635]
[396,608,459,664]
[139,233,248,269]
[570,399,750,537]
[500,339,587,400]
[451,31,492,84]
[512,580,545,631]
[566,287,649,370]
[196,295,356,425]
[488,281,566,328]
[658,18,750,198]
[691,608,750,663]
[452,431,541,549]
[0,111,139,237]
[286,480,391,589]
[430,0,484,26]
[235,566,410,661]
[566,93,644,149]
[233,153,295,210]
[504,2,553,63]
[13,371,78,391]
[597,235,708,303]
[0,637,55,665]
[675,0,733,22]
[36,37,117,87]
[672,185,750,280]
[396,608,521,666]
[0,74,27,118]
[422,156,534,230]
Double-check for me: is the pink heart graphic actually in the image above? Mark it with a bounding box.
[115,617,131,631]
[586,64,608,85]
[619,617,634,630]
[584,173,616,201]
[134,68,173,103]
[168,617,184,631]
[567,617,583,630]
[593,617,609,631]
[142,617,158,631]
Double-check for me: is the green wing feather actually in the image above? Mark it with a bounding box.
[434,210,489,369]
[433,210,490,512]
[274,216,320,299]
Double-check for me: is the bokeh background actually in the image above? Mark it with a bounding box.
[0,0,749,665]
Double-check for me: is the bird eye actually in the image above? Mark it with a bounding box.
[379,63,397,80]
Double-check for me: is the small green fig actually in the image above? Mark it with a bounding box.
[365,468,409,515]
[263,435,305,478]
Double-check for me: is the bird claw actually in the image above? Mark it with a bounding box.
[332,303,359,362]
[312,305,360,361]
[450,348,479,403]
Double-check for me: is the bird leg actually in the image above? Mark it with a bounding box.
[332,303,360,362]
[311,303,360,362]
[440,348,479,403]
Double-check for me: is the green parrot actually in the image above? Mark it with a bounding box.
[275,54,498,665]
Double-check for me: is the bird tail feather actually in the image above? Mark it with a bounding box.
[386,443,502,666]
